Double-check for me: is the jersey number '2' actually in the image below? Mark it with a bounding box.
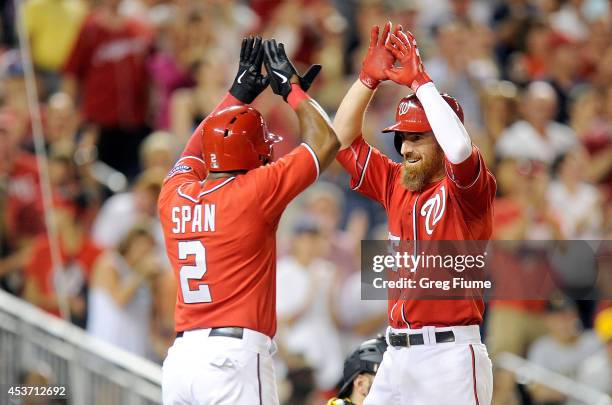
[178,240,211,303]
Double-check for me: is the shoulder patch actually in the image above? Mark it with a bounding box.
[167,164,192,178]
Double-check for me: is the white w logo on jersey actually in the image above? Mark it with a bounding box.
[420,186,446,236]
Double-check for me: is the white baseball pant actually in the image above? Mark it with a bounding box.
[162,328,279,405]
[364,325,493,405]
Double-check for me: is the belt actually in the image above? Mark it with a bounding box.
[389,330,455,347]
[176,327,244,339]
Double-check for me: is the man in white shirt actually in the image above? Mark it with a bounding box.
[276,218,344,391]
[575,308,612,398]
[527,298,602,404]
[496,81,578,164]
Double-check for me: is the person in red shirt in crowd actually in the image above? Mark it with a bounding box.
[158,37,338,404]
[486,158,560,405]
[0,111,44,294]
[23,197,102,327]
[62,0,153,179]
[334,23,496,404]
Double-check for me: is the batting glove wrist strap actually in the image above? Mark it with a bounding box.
[410,71,432,93]
[264,39,321,101]
[359,70,380,89]
[287,84,310,109]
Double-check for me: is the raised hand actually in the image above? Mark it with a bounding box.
[229,36,269,104]
[359,21,396,89]
[384,30,432,92]
[263,39,321,100]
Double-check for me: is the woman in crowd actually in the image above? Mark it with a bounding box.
[87,224,161,358]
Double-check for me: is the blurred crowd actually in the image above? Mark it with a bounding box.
[0,0,612,404]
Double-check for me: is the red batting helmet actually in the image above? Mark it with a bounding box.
[382,93,464,133]
[202,106,281,172]
[383,93,463,155]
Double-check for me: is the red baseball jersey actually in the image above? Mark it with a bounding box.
[6,153,45,239]
[158,145,319,338]
[25,234,101,317]
[63,13,152,127]
[337,136,496,328]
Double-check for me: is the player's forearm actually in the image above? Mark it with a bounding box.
[416,82,472,164]
[333,80,376,149]
[181,93,244,158]
[289,84,340,169]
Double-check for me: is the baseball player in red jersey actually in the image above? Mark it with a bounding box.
[334,23,496,404]
[158,37,339,404]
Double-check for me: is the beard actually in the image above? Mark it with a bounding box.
[400,146,445,191]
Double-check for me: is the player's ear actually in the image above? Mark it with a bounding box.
[353,374,368,397]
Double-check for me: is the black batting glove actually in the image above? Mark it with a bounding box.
[229,36,269,104]
[263,39,321,101]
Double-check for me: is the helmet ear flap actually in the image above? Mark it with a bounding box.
[394,132,403,156]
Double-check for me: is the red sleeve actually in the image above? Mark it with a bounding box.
[80,241,103,280]
[251,143,320,224]
[444,145,496,218]
[335,135,400,208]
[63,16,94,77]
[181,93,244,159]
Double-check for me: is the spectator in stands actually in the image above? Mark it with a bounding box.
[87,224,160,358]
[548,151,603,239]
[570,87,612,193]
[1,50,31,128]
[490,0,540,78]
[277,351,317,405]
[62,0,153,179]
[575,308,612,397]
[425,21,489,129]
[547,34,583,124]
[48,143,101,228]
[527,297,602,404]
[169,52,226,143]
[23,197,102,327]
[331,223,387,353]
[0,111,43,294]
[496,81,578,165]
[488,156,560,405]
[138,131,175,172]
[147,8,198,131]
[595,45,612,90]
[478,80,519,165]
[427,0,492,28]
[23,0,87,95]
[91,168,164,250]
[549,0,589,42]
[507,20,551,84]
[43,92,80,147]
[581,18,611,80]
[304,182,362,276]
[276,217,344,393]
